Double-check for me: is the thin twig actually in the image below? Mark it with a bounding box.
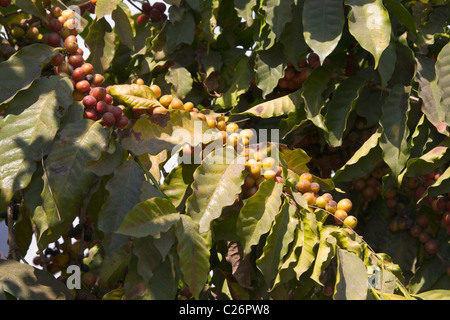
[6,201,20,261]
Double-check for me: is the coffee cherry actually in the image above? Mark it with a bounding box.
[315,196,328,208]
[92,74,105,86]
[264,169,277,180]
[51,53,64,66]
[68,54,84,68]
[82,272,97,287]
[150,84,162,98]
[76,80,91,93]
[416,215,428,228]
[149,8,162,21]
[101,112,115,127]
[115,116,129,129]
[424,239,439,255]
[419,232,430,243]
[409,225,421,238]
[65,41,78,54]
[84,108,98,120]
[310,182,320,194]
[299,173,313,183]
[91,87,107,101]
[43,32,61,47]
[81,63,94,75]
[49,18,63,32]
[137,14,149,24]
[184,102,194,112]
[249,163,262,179]
[142,2,152,13]
[334,210,348,225]
[26,27,40,40]
[337,198,352,213]
[325,201,337,214]
[153,2,167,13]
[170,98,184,110]
[72,67,86,81]
[153,106,167,115]
[343,215,358,229]
[82,95,97,109]
[296,179,311,193]
[159,95,172,107]
[96,101,108,114]
[302,192,316,206]
[0,0,11,8]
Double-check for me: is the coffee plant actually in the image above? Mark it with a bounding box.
[0,0,449,301]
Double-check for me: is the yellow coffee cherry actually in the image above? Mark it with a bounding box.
[150,84,162,99]
[159,95,173,107]
[296,180,311,193]
[325,200,337,214]
[206,116,217,129]
[228,133,241,147]
[302,192,316,206]
[315,196,328,208]
[216,120,227,131]
[262,157,277,170]
[264,169,277,180]
[249,163,262,179]
[334,210,348,225]
[337,198,352,213]
[310,182,320,194]
[226,122,239,133]
[170,97,184,110]
[183,102,194,112]
[299,173,313,183]
[343,215,358,229]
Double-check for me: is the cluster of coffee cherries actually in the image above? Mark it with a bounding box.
[294,173,358,229]
[32,239,83,275]
[136,1,168,24]
[278,52,327,92]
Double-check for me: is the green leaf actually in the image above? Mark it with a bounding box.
[85,18,116,74]
[302,0,345,64]
[236,179,283,256]
[334,248,368,300]
[36,120,111,247]
[279,1,308,65]
[422,166,450,199]
[383,0,418,35]
[120,110,211,156]
[293,211,319,279]
[117,197,179,238]
[94,0,122,20]
[378,40,397,88]
[109,84,160,110]
[111,3,135,50]
[166,9,196,50]
[0,44,59,104]
[166,66,193,99]
[262,0,294,39]
[256,199,298,287]
[14,0,47,22]
[0,260,73,300]
[186,147,245,233]
[416,55,448,135]
[255,44,287,98]
[160,163,198,210]
[436,41,450,127]
[301,64,335,130]
[345,0,391,69]
[215,56,255,109]
[240,89,301,118]
[332,131,383,182]
[414,290,450,301]
[280,148,311,175]
[175,215,210,299]
[98,159,146,235]
[311,226,339,285]
[324,75,366,147]
[0,76,73,207]
[379,85,411,183]
[234,0,257,27]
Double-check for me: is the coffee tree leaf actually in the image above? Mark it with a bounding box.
[186,147,246,233]
[332,130,382,182]
[293,211,319,279]
[413,290,450,301]
[0,76,73,208]
[334,248,368,300]
[324,75,366,147]
[98,159,146,235]
[215,56,254,109]
[109,84,160,110]
[117,197,179,238]
[422,166,450,199]
[166,65,193,99]
[310,226,339,285]
[95,0,122,20]
[160,163,199,211]
[14,0,47,23]
[256,199,298,287]
[0,44,60,104]
[234,0,257,27]
[379,85,411,182]
[279,1,308,65]
[236,179,284,256]
[240,89,301,118]
[0,259,73,300]
[383,0,418,36]
[301,64,335,131]
[35,120,111,248]
[345,0,391,69]
[175,214,210,299]
[255,44,287,98]
[262,0,294,39]
[111,2,135,50]
[302,0,345,65]
[416,56,447,135]
[84,17,116,74]
[435,41,450,126]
